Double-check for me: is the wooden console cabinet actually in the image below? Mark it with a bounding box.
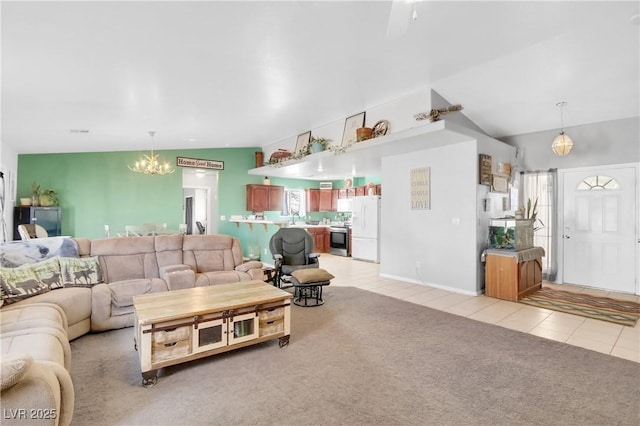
[485,247,544,301]
[133,281,291,387]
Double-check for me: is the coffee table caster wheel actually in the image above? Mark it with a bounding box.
[142,372,157,388]
[279,335,290,348]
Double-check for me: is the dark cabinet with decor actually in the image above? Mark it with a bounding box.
[13,206,62,240]
[246,184,284,212]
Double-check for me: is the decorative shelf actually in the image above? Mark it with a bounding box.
[249,120,482,181]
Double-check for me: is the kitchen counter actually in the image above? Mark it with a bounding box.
[229,219,288,231]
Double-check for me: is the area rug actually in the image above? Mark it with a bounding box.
[68,287,640,425]
[520,287,640,326]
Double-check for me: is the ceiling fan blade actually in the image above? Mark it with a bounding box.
[386,0,414,39]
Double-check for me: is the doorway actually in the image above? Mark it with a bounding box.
[182,169,218,235]
[560,164,638,293]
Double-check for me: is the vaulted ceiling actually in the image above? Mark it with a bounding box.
[2,1,638,154]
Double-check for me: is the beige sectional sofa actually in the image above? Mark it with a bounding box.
[0,234,264,426]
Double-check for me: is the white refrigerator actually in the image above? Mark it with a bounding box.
[351,195,380,263]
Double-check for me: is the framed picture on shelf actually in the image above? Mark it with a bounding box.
[295,131,311,153]
[341,111,366,146]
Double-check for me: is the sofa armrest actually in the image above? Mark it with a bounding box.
[162,268,196,291]
[1,358,74,426]
[234,261,264,281]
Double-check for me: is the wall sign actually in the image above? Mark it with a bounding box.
[479,154,492,185]
[410,167,431,210]
[177,156,224,170]
[319,182,332,190]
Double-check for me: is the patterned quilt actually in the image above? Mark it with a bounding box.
[0,238,79,268]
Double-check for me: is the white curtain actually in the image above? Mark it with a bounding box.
[521,169,557,281]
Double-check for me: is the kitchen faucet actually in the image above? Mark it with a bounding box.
[291,213,300,224]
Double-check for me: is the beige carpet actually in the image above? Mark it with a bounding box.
[70,287,640,425]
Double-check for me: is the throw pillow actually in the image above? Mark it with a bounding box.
[59,256,104,287]
[1,353,34,391]
[31,257,64,289]
[0,264,50,305]
[291,268,335,284]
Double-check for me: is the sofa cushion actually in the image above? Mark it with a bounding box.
[12,288,92,328]
[0,303,67,335]
[59,256,103,287]
[91,236,159,282]
[1,353,33,391]
[182,235,244,273]
[1,327,69,370]
[0,265,50,305]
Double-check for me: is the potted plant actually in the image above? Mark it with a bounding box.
[39,189,59,206]
[308,136,330,154]
[31,181,41,206]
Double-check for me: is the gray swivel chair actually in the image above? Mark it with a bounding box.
[269,228,319,289]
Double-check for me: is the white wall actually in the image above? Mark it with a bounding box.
[499,117,639,171]
[0,142,19,242]
[380,140,479,294]
[379,133,516,295]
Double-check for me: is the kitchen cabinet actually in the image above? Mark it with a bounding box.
[13,206,62,240]
[355,186,366,197]
[338,189,348,199]
[346,188,356,198]
[305,189,320,212]
[375,184,382,196]
[305,227,328,253]
[319,189,333,212]
[246,184,284,212]
[331,189,339,211]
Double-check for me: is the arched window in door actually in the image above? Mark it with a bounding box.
[577,175,620,190]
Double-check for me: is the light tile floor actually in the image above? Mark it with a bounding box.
[318,254,640,363]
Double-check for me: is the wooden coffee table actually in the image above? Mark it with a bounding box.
[133,280,291,387]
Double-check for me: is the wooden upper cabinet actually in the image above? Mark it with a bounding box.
[246,184,284,212]
[338,189,348,199]
[268,185,284,212]
[331,189,339,211]
[319,189,333,212]
[346,188,356,198]
[305,188,320,212]
[375,184,382,196]
[355,186,366,197]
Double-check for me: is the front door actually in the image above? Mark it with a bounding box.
[562,165,637,293]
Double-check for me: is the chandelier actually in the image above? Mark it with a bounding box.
[128,131,175,175]
[551,101,574,156]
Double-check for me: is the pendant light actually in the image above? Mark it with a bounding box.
[128,131,175,175]
[551,101,573,156]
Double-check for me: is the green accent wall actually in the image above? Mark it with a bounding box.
[17,149,373,261]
